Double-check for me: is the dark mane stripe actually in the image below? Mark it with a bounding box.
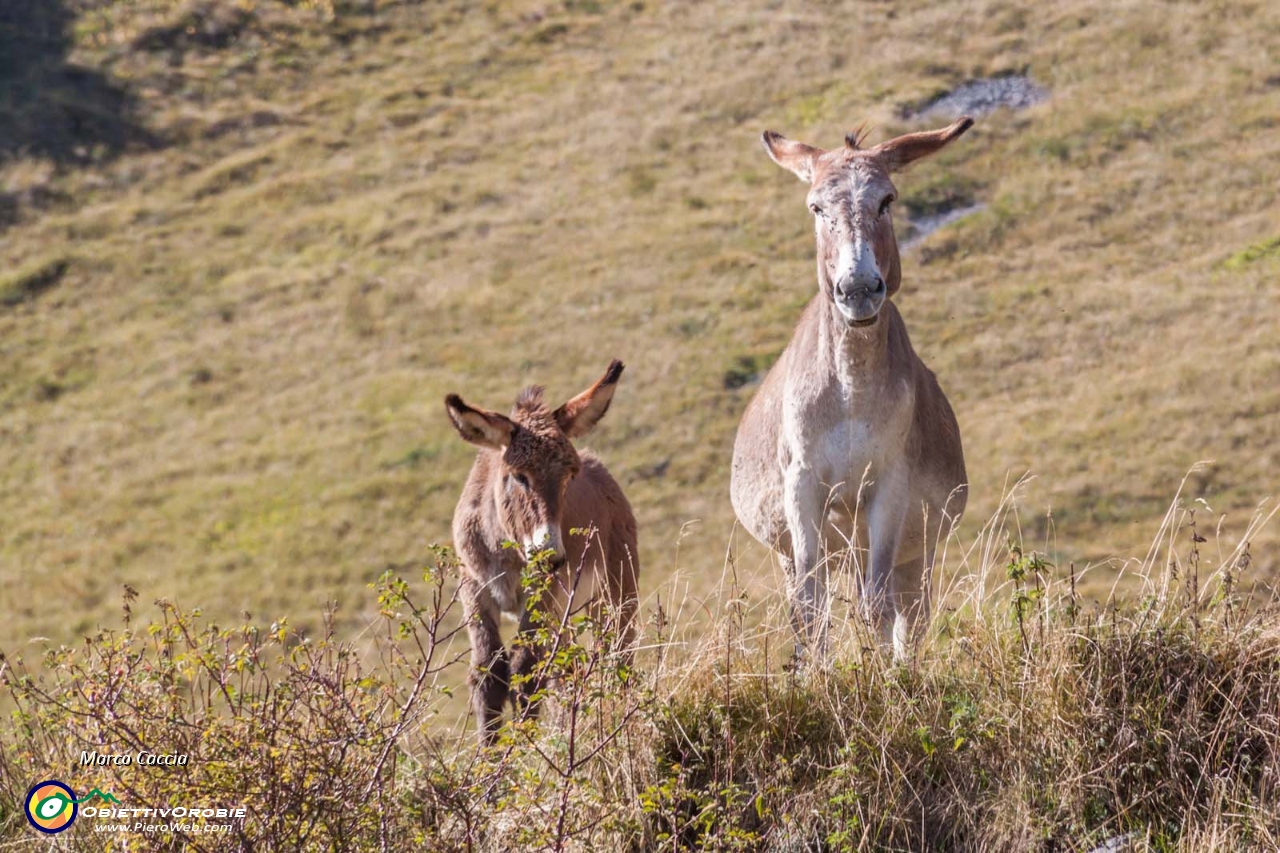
[513,385,546,414]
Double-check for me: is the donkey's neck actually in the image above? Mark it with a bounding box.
[816,299,899,394]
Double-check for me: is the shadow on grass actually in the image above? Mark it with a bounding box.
[0,2,156,165]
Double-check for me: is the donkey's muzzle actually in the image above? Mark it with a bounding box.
[834,276,886,325]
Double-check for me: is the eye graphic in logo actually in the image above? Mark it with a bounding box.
[25,780,78,834]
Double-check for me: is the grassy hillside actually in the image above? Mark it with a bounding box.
[1,0,1278,654]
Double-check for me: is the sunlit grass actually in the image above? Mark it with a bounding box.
[1,490,1276,849]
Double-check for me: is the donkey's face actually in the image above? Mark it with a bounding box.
[762,117,975,328]
[445,360,624,569]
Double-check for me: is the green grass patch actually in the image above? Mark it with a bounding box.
[1222,236,1280,271]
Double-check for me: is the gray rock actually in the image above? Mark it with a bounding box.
[914,75,1048,120]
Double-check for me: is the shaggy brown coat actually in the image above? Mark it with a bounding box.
[446,361,638,741]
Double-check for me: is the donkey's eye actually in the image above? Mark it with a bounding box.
[879,195,895,216]
[511,473,530,489]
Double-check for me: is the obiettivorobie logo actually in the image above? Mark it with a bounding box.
[24,781,120,834]
[25,780,247,837]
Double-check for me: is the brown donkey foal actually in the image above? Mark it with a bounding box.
[446,360,639,743]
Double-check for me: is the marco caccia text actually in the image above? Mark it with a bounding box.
[81,751,189,767]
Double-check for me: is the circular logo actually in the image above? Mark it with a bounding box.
[25,780,78,834]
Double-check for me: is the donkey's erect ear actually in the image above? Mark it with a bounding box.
[761,131,824,183]
[869,116,975,172]
[445,394,516,449]
[554,359,624,439]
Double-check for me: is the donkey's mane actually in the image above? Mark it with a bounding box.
[844,123,873,150]
[513,385,545,413]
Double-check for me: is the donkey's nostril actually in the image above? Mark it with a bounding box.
[872,277,886,294]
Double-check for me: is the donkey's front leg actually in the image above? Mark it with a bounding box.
[865,469,908,656]
[783,462,830,660]
[509,604,548,720]
[461,576,510,744]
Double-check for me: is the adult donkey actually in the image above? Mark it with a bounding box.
[731,118,973,662]
[446,360,639,742]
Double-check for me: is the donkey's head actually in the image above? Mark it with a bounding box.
[761,117,974,328]
[445,360,624,569]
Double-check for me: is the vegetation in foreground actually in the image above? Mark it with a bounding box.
[1,496,1276,851]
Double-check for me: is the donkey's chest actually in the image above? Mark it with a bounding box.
[799,386,913,487]
[812,417,894,480]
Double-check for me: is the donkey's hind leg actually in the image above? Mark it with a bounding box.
[889,554,930,661]
[887,507,934,661]
[610,547,641,664]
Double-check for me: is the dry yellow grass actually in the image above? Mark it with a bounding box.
[1,0,1277,656]
[2,490,1276,849]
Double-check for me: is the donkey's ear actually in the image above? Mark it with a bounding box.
[761,131,824,183]
[554,359,624,439]
[445,394,516,449]
[869,116,974,172]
